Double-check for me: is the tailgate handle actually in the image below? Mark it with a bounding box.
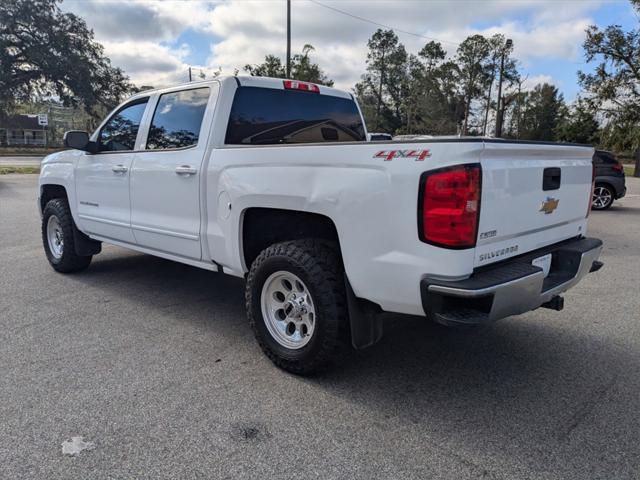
[543,167,561,191]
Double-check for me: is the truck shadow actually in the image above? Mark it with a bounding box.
[601,204,640,216]
[75,248,638,475]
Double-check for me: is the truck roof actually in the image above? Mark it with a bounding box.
[128,76,352,101]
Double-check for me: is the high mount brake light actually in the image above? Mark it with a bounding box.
[283,80,320,93]
[418,164,482,249]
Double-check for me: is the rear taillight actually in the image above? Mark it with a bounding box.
[418,164,481,249]
[283,80,320,93]
[587,162,595,217]
[612,162,624,173]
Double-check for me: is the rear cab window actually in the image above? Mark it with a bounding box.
[225,86,365,145]
[146,87,210,150]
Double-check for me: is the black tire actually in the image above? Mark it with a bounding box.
[42,198,92,273]
[245,239,350,375]
[592,183,614,210]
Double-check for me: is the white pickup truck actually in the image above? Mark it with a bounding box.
[39,76,603,374]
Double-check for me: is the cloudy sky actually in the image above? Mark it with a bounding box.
[61,0,636,99]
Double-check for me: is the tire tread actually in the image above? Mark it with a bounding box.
[42,198,92,273]
[245,239,349,375]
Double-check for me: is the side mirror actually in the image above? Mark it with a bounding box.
[64,131,97,153]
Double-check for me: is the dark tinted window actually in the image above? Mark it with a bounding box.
[146,88,210,150]
[225,86,365,145]
[601,153,617,164]
[99,99,148,152]
[369,133,392,141]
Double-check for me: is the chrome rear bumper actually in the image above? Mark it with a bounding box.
[421,237,603,326]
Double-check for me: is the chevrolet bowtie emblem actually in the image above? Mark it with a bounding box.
[539,197,560,214]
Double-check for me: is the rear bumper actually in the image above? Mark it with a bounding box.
[421,237,603,326]
[597,175,626,199]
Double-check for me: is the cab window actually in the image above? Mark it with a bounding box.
[98,98,148,152]
[225,86,365,145]
[146,88,210,150]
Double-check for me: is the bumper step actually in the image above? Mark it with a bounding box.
[422,237,603,326]
[433,309,489,327]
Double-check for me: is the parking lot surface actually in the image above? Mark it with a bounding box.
[1,174,639,479]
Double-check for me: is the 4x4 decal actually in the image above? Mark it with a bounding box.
[374,149,432,161]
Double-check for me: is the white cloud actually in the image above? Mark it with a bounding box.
[61,0,605,91]
[205,0,601,89]
[64,0,217,42]
[522,74,556,90]
[101,41,209,87]
[467,18,592,63]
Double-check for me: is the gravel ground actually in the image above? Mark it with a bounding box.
[1,174,639,479]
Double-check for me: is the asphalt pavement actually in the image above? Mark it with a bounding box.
[1,174,640,479]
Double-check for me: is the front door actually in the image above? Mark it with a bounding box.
[75,98,150,243]
[130,86,214,260]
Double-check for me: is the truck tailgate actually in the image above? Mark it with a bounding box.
[475,142,593,268]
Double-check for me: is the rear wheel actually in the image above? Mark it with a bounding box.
[42,198,92,273]
[245,239,349,375]
[592,184,614,210]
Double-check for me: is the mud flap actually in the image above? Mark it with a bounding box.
[345,275,383,350]
[73,225,101,256]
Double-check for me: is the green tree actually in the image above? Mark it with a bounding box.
[579,0,640,172]
[518,83,565,141]
[355,29,408,132]
[244,44,333,86]
[579,13,640,125]
[555,99,600,144]
[455,34,492,135]
[0,0,132,119]
[245,55,286,78]
[482,34,518,136]
[398,41,463,135]
[291,45,333,86]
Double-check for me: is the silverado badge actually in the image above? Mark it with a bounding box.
[539,197,559,214]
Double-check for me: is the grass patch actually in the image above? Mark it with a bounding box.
[624,165,637,177]
[0,147,62,156]
[0,166,40,175]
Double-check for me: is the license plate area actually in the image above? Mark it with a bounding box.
[532,253,552,278]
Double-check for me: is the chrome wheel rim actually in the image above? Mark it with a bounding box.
[47,215,64,259]
[592,186,612,209]
[260,271,316,349]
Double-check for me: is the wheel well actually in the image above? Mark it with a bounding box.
[40,184,68,211]
[242,208,340,269]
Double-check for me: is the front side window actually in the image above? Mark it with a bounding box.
[225,86,366,145]
[98,98,148,152]
[146,88,210,150]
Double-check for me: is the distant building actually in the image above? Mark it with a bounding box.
[0,114,48,146]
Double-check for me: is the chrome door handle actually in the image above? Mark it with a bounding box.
[112,164,128,173]
[175,165,197,175]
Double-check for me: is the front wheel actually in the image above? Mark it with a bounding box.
[245,240,349,375]
[592,184,614,210]
[42,198,92,273]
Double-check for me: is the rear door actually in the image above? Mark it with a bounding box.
[75,97,149,243]
[475,141,594,267]
[130,85,217,260]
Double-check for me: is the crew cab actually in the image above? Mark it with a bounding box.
[38,76,603,374]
